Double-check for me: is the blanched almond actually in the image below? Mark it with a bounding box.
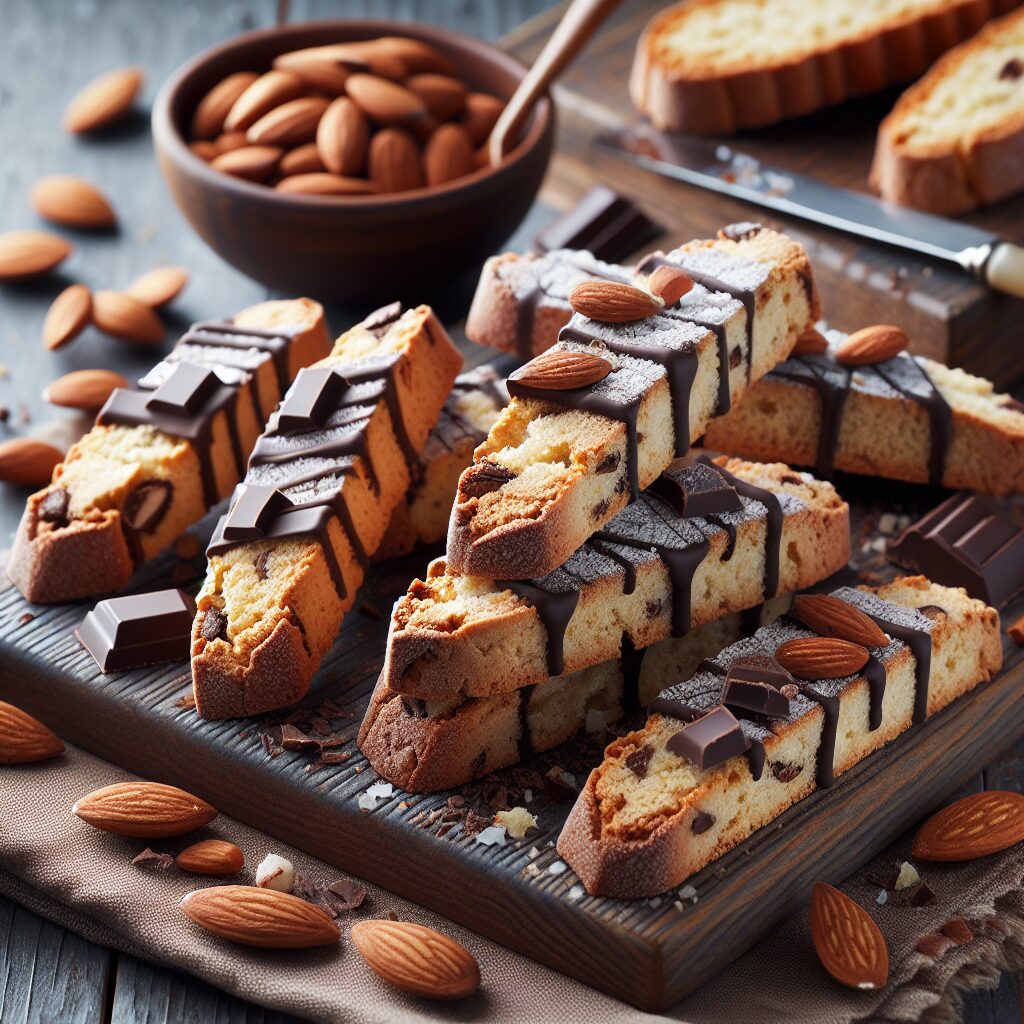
[246,96,329,148]
[317,96,369,176]
[0,231,72,280]
[223,70,306,132]
[63,67,143,133]
[43,369,129,411]
[191,71,259,139]
[125,266,188,308]
[424,123,475,186]
[92,291,165,345]
[211,145,283,182]
[30,176,116,229]
[43,283,92,350]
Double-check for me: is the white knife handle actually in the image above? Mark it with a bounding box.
[984,242,1024,299]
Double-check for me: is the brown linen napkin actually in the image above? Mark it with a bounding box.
[2,745,1022,1024]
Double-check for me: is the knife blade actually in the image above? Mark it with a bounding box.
[598,127,1024,300]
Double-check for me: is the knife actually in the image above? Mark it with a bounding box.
[598,127,1024,299]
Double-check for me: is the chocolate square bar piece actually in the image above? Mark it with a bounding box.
[222,485,292,542]
[146,362,219,415]
[666,705,749,770]
[650,460,743,518]
[723,654,793,716]
[276,366,345,432]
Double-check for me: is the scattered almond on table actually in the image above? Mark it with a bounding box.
[0,437,63,486]
[911,790,1024,861]
[62,66,143,134]
[175,839,245,876]
[810,883,888,990]
[0,230,72,281]
[73,780,218,837]
[43,369,130,411]
[43,283,93,350]
[0,700,65,764]
[29,175,117,229]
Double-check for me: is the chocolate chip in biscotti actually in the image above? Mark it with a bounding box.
[201,608,228,642]
[39,487,70,526]
[124,480,173,533]
[691,810,715,834]
[460,461,515,498]
[254,550,270,581]
[770,761,802,783]
[624,744,654,779]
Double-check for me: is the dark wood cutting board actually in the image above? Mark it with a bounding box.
[505,0,1024,386]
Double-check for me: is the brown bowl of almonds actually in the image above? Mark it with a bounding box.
[152,21,554,303]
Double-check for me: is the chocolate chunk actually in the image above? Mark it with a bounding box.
[691,810,715,835]
[401,696,428,718]
[279,723,319,752]
[907,882,935,907]
[1001,397,1024,414]
[201,608,228,642]
[647,695,702,722]
[888,492,1024,606]
[651,461,743,518]
[254,550,270,581]
[38,487,70,526]
[666,705,749,770]
[723,655,793,716]
[223,484,292,541]
[276,366,346,432]
[592,498,611,520]
[460,461,515,498]
[327,878,368,910]
[780,683,799,700]
[131,848,175,870]
[147,362,219,415]
[624,743,654,779]
[361,301,403,335]
[1000,57,1023,80]
[76,589,197,672]
[124,480,173,533]
[596,451,621,475]
[729,345,742,369]
[645,599,663,619]
[940,917,972,944]
[915,932,950,958]
[770,761,802,783]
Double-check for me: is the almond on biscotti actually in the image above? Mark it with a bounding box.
[792,594,889,648]
[835,325,909,366]
[792,327,829,356]
[775,637,870,680]
[509,350,611,391]
[569,280,663,323]
[811,883,888,990]
[0,700,64,764]
[647,265,692,305]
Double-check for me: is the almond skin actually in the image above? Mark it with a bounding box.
[63,67,143,133]
[125,266,188,308]
[246,96,330,148]
[775,637,870,680]
[461,92,504,146]
[835,324,909,366]
[92,291,166,345]
[0,439,63,486]
[406,73,467,120]
[191,71,259,139]
[271,51,351,96]
[30,175,116,229]
[317,96,370,176]
[368,128,424,194]
[0,231,72,280]
[912,790,1024,861]
[647,265,693,305]
[0,701,64,764]
[792,327,829,356]
[275,173,376,197]
[181,885,340,948]
[211,145,283,183]
[73,781,218,837]
[509,350,612,391]
[43,283,93,350]
[424,123,475,186]
[792,594,889,648]
[811,883,888,990]
[569,280,663,323]
[371,37,457,76]
[223,70,306,132]
[43,369,129,411]
[345,74,428,127]
[175,839,245,876]
[351,920,480,1000]
[279,143,327,177]
[215,131,249,154]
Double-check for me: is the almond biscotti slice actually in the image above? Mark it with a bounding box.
[703,327,1024,494]
[386,457,850,701]
[360,597,791,793]
[450,228,818,580]
[375,367,507,562]
[191,304,462,720]
[558,577,1002,898]
[6,300,330,604]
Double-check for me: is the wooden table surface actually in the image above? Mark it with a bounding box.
[1,1,1023,1021]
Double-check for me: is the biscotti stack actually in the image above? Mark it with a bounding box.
[190,303,462,719]
[559,577,1003,897]
[6,300,330,603]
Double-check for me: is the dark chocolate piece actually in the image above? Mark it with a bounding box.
[722,655,792,716]
[123,480,173,533]
[361,301,403,335]
[76,589,196,672]
[1000,57,1023,80]
[650,460,742,518]
[201,608,228,642]
[691,811,715,834]
[624,744,654,779]
[222,485,293,542]
[146,362,219,415]
[38,487,69,525]
[275,367,345,432]
[666,705,749,771]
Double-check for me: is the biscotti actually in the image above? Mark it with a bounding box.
[376,367,507,562]
[872,7,1024,213]
[6,300,330,604]
[450,226,818,580]
[191,303,462,720]
[385,457,850,701]
[558,577,1002,898]
[703,327,1024,494]
[631,0,1020,135]
[359,596,791,793]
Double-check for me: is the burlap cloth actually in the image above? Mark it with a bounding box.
[2,745,1023,1023]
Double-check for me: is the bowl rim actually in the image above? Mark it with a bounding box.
[152,18,554,211]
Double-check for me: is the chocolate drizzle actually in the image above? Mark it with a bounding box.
[500,578,580,676]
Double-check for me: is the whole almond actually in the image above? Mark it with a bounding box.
[92,291,166,345]
[0,439,63,486]
[246,96,329,148]
[73,781,218,837]
[271,52,351,96]
[811,883,888,990]
[175,839,245,876]
[371,37,457,76]
[835,325,909,366]
[424,123,475,187]
[211,145,283,183]
[368,129,424,194]
[30,175,116,229]
[279,143,327,178]
[191,71,259,139]
[345,74,428,127]
[0,231,72,280]
[317,96,370,176]
[647,265,693,305]
[223,70,306,132]
[793,327,829,357]
[406,73,467,120]
[569,280,663,323]
[190,140,219,161]
[276,173,376,197]
[125,266,188,308]
[0,701,64,764]
[44,369,129,411]
[461,92,504,146]
[912,790,1024,861]
[775,637,870,680]
[351,920,479,1000]
[509,349,612,391]
[181,885,340,947]
[43,283,93,350]
[63,66,143,133]
[214,130,249,154]
[792,594,889,648]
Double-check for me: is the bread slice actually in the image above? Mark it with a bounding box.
[191,304,462,720]
[558,577,1002,898]
[872,7,1024,213]
[376,367,507,562]
[631,0,1019,135]
[6,300,330,604]
[703,327,1024,494]
[359,597,791,793]
[385,457,850,701]
[449,227,818,580]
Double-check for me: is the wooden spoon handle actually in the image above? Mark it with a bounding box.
[487,0,622,167]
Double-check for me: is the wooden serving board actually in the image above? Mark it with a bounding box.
[2,472,1023,1013]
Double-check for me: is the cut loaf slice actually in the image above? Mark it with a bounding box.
[6,300,330,604]
[385,457,850,701]
[872,7,1024,213]
[558,577,1002,898]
